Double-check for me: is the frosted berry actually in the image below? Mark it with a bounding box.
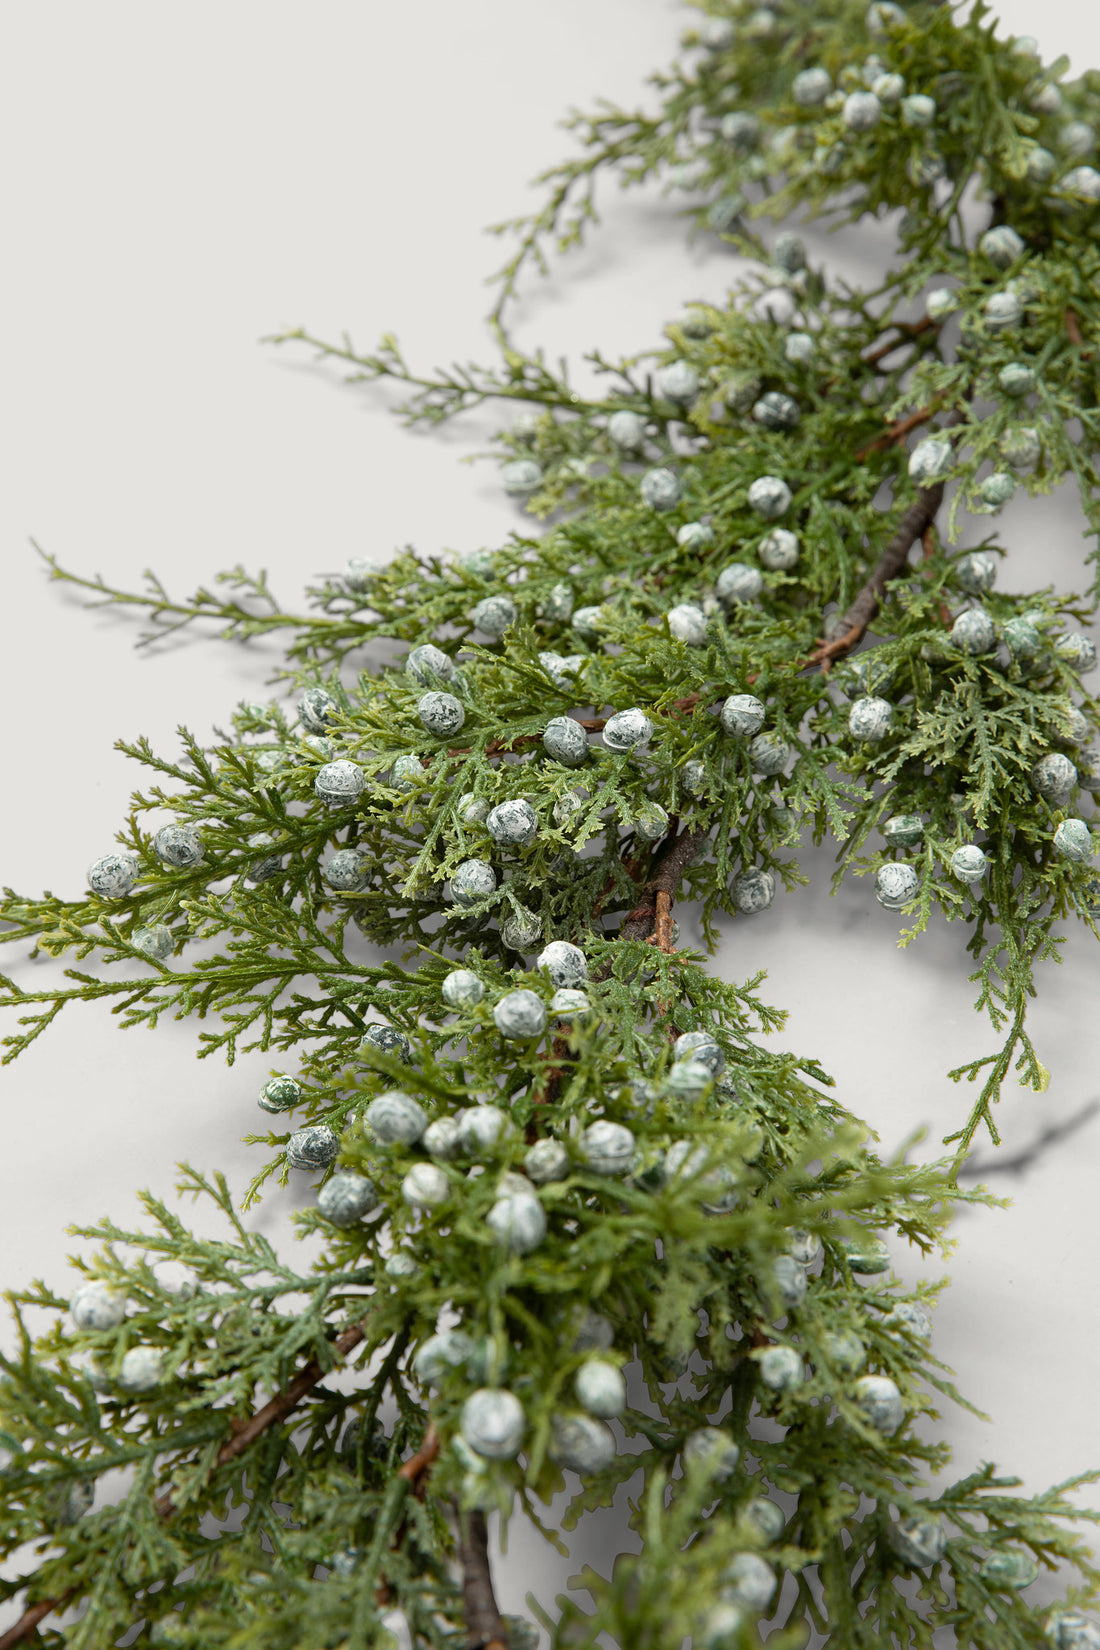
[956,552,997,594]
[493,989,547,1040]
[866,1,906,31]
[721,1553,777,1611]
[872,71,906,104]
[853,1373,904,1434]
[417,692,466,737]
[315,760,365,807]
[791,67,832,106]
[458,1105,511,1155]
[572,605,605,640]
[677,521,714,550]
[390,754,425,794]
[951,608,996,654]
[461,1389,525,1459]
[747,476,792,519]
[772,232,807,272]
[486,799,538,847]
[286,1125,338,1171]
[749,733,790,775]
[784,331,815,364]
[770,1254,807,1310]
[673,1031,725,1076]
[575,1360,626,1418]
[550,987,590,1020]
[71,1281,128,1332]
[667,603,708,645]
[681,758,707,796]
[888,1513,947,1569]
[344,556,372,593]
[1060,166,1100,203]
[405,644,454,685]
[640,468,683,511]
[451,859,497,905]
[501,459,542,497]
[258,1075,301,1114]
[1056,633,1098,674]
[719,111,760,152]
[539,650,583,687]
[246,830,284,881]
[925,288,958,321]
[322,848,369,892]
[759,529,800,571]
[358,1025,413,1063]
[848,696,893,742]
[721,693,766,737]
[881,814,923,848]
[752,391,800,430]
[413,1329,478,1385]
[716,564,763,605]
[525,1137,571,1183]
[486,1192,547,1254]
[732,868,776,914]
[118,1347,164,1393]
[843,91,882,130]
[500,905,542,951]
[88,853,140,898]
[885,1300,933,1340]
[550,1413,617,1474]
[580,1120,636,1176]
[401,1162,450,1210]
[1054,818,1093,862]
[999,362,1036,398]
[471,595,517,638]
[364,1091,428,1145]
[951,844,988,883]
[1000,426,1042,471]
[759,1345,803,1391]
[741,1498,786,1544]
[682,1427,740,1481]
[908,437,953,483]
[1027,146,1057,183]
[607,410,647,451]
[422,1116,462,1159]
[457,793,490,825]
[133,925,173,961]
[537,940,588,988]
[1062,121,1097,158]
[1031,753,1077,799]
[666,1061,714,1101]
[876,863,918,908]
[318,1172,378,1227]
[984,466,1017,526]
[298,688,338,735]
[979,1549,1039,1589]
[442,969,485,1009]
[823,1330,865,1373]
[633,802,670,841]
[654,361,700,405]
[842,1233,890,1273]
[985,291,1022,332]
[603,708,654,753]
[153,824,204,869]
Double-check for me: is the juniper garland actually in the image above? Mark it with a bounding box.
[3,1,1100,1647]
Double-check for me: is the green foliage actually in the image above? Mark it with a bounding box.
[3,0,1100,1645]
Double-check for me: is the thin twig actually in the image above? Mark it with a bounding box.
[862,314,936,367]
[1065,307,1092,358]
[615,824,709,948]
[854,401,939,462]
[456,1508,510,1650]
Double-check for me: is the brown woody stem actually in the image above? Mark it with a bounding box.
[456,1508,510,1650]
[616,824,709,947]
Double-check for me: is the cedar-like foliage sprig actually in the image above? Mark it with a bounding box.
[3,1,1100,1646]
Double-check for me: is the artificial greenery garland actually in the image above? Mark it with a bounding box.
[1,1,1099,1646]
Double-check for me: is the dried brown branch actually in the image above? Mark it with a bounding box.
[0,1321,371,1650]
[616,823,709,947]
[456,1508,510,1650]
[854,400,939,461]
[862,314,936,367]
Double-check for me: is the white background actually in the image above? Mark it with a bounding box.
[1,0,1098,1637]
